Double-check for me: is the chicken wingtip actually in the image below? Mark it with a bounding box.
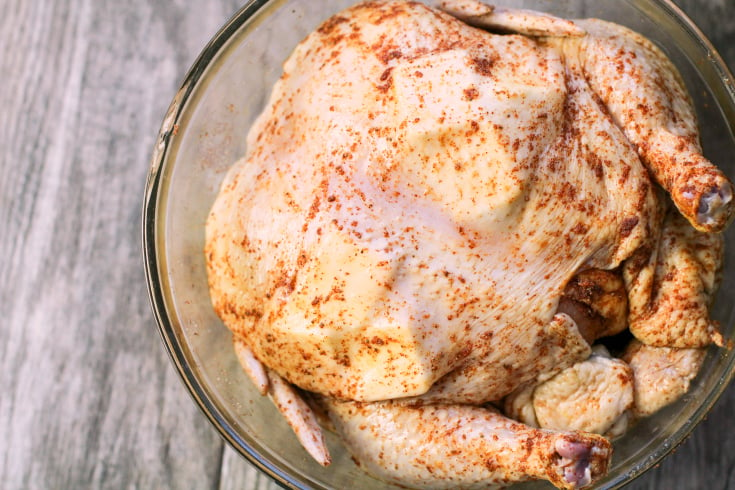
[267,369,332,466]
[709,324,726,348]
[233,339,331,466]
[233,337,269,395]
[438,0,586,37]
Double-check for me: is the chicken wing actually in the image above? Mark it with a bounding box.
[233,338,331,466]
[438,0,585,37]
[566,19,734,232]
[623,210,724,348]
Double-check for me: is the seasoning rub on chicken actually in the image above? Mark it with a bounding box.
[205,1,732,488]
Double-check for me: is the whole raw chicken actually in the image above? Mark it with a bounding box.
[205,1,732,488]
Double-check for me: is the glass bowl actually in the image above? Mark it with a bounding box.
[143,0,735,488]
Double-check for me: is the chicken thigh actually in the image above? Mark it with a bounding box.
[205,1,731,488]
[622,339,707,417]
[505,346,635,438]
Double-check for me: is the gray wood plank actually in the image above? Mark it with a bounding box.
[220,446,281,490]
[0,0,240,488]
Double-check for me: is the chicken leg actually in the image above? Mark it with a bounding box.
[324,398,611,489]
[622,339,707,417]
[448,0,734,231]
[566,19,734,232]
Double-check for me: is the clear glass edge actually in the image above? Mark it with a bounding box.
[142,0,304,488]
[140,0,735,489]
[598,1,735,488]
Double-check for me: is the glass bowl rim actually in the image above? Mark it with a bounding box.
[142,0,735,488]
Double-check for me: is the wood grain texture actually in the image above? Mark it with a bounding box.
[0,0,241,488]
[0,1,733,489]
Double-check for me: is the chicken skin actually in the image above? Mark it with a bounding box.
[205,1,731,488]
[622,339,707,417]
[505,346,635,438]
[624,210,725,348]
[324,398,611,489]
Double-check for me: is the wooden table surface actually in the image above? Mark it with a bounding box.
[2,0,734,488]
